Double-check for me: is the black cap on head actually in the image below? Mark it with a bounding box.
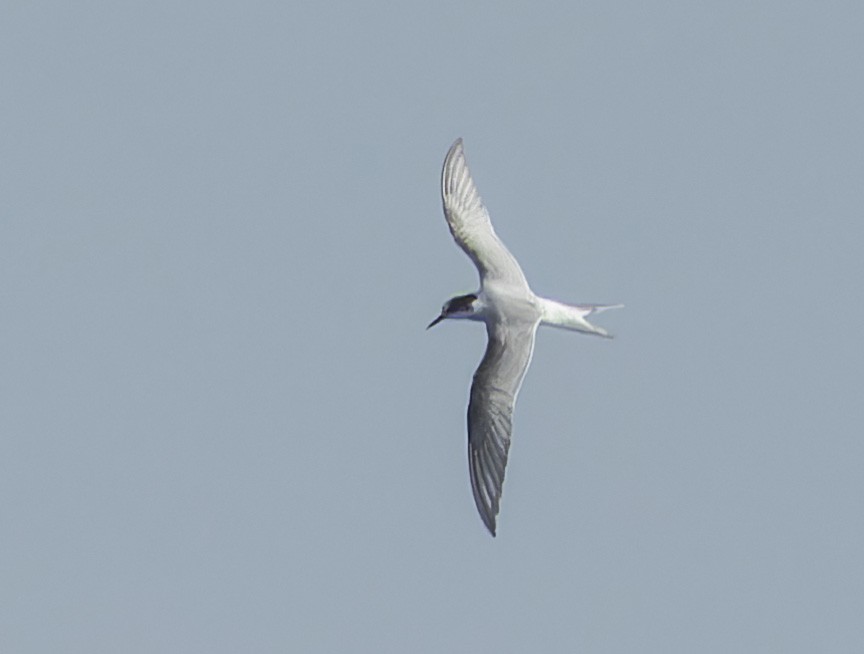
[447,293,477,313]
[427,293,477,329]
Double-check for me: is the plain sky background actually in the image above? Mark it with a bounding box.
[3,1,863,652]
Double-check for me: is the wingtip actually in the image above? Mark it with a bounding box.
[446,137,464,161]
[482,518,497,537]
[474,496,499,537]
[442,138,470,202]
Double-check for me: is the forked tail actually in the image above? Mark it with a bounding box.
[538,298,623,338]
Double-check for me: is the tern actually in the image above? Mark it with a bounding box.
[428,138,621,536]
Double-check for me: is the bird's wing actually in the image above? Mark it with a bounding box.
[468,316,539,536]
[441,139,529,289]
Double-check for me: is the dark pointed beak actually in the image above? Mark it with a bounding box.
[426,314,445,330]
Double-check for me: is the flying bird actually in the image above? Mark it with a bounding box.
[428,138,621,536]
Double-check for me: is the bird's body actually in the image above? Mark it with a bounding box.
[428,139,620,536]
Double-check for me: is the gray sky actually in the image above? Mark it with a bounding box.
[3,1,864,652]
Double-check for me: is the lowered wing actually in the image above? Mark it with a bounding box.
[467,316,538,536]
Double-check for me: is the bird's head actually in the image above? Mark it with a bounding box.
[427,293,480,329]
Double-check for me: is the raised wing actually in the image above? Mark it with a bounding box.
[467,317,538,536]
[441,139,529,289]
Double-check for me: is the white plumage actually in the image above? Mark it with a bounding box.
[429,138,621,536]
